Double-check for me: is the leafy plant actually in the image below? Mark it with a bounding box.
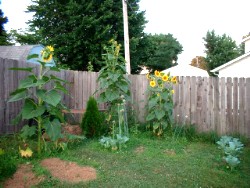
[81,96,104,138]
[96,40,130,150]
[99,96,129,151]
[8,46,69,157]
[217,136,244,170]
[146,71,177,136]
[96,39,130,108]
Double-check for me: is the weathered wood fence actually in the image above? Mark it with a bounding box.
[0,58,249,137]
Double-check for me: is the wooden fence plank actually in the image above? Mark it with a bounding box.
[213,77,220,133]
[233,77,239,133]
[208,77,214,131]
[190,76,197,125]
[238,78,245,135]
[220,78,226,135]
[245,78,250,137]
[226,77,233,134]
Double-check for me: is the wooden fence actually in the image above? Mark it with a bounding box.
[0,58,249,137]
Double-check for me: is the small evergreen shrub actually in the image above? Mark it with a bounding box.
[81,96,104,138]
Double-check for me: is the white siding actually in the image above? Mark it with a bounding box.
[217,55,250,78]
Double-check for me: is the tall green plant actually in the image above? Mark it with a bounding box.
[97,40,130,150]
[97,39,130,106]
[8,46,68,157]
[146,71,177,136]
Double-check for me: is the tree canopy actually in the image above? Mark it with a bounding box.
[0,8,11,45]
[140,34,183,72]
[10,0,183,73]
[15,0,145,72]
[203,30,243,74]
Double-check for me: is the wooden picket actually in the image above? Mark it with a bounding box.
[0,58,249,137]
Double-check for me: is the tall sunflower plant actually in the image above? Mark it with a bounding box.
[8,46,70,157]
[146,70,177,136]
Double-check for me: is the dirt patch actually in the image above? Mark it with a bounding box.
[62,124,82,135]
[134,146,145,154]
[163,149,176,156]
[4,158,96,187]
[40,158,96,183]
[4,164,44,188]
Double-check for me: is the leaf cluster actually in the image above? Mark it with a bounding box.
[203,30,243,74]
[8,54,69,156]
[216,135,244,170]
[146,71,176,136]
[97,40,130,106]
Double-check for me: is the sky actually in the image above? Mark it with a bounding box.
[1,0,250,64]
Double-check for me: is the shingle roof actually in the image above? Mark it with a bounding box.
[0,45,39,61]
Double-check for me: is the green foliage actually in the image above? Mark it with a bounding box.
[139,34,183,72]
[146,71,177,136]
[81,96,104,138]
[8,46,68,157]
[99,96,129,151]
[203,30,243,75]
[96,40,130,149]
[0,8,12,45]
[0,149,17,181]
[14,0,146,72]
[217,136,244,170]
[97,39,130,106]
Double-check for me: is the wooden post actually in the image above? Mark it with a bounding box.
[122,0,131,74]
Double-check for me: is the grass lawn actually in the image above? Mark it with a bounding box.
[0,132,250,187]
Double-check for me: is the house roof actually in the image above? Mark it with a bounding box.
[0,45,55,66]
[211,51,250,72]
[0,45,39,61]
[162,64,209,77]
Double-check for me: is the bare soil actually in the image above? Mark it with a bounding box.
[4,158,97,188]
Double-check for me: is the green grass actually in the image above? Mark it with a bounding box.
[0,132,250,188]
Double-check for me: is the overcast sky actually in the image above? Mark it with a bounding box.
[1,0,250,64]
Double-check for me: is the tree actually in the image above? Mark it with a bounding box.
[15,0,147,72]
[190,56,208,71]
[140,34,183,72]
[0,8,11,45]
[203,30,243,74]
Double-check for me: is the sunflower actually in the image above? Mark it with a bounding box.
[41,46,54,62]
[150,80,156,87]
[154,70,160,77]
[162,75,169,82]
[171,76,177,84]
[171,90,175,94]
[146,73,150,80]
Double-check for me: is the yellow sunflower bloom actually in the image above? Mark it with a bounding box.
[171,90,175,94]
[47,46,54,52]
[150,80,156,87]
[171,76,177,84]
[41,46,54,62]
[162,75,169,82]
[154,70,160,77]
[146,73,150,80]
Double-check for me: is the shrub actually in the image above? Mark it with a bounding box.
[81,96,104,138]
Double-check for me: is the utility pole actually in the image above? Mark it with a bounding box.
[122,0,131,74]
